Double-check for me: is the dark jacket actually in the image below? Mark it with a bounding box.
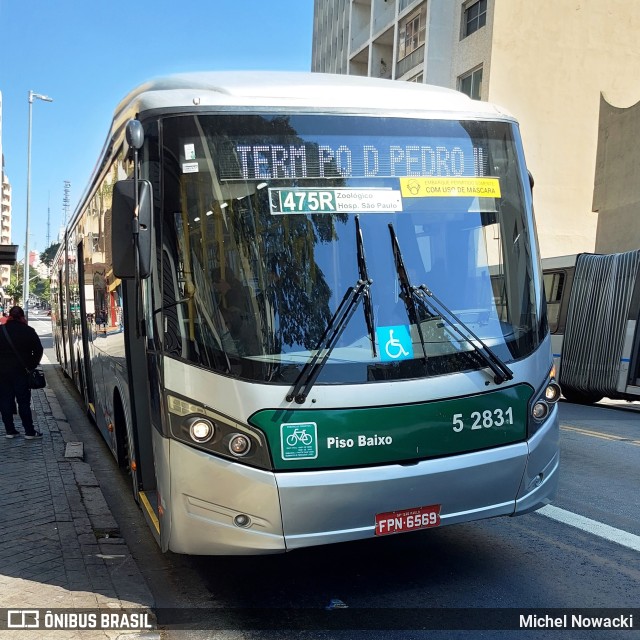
[0,321,44,374]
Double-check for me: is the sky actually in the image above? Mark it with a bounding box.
[0,0,314,260]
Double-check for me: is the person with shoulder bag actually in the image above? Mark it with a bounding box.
[0,306,44,439]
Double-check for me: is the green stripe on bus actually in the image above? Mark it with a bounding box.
[249,384,532,470]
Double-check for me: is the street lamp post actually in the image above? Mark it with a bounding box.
[23,90,53,321]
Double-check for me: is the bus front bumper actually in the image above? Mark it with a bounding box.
[167,412,558,555]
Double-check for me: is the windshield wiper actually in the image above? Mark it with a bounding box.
[285,279,371,404]
[388,224,429,359]
[413,284,513,383]
[357,216,377,358]
[387,224,513,384]
[286,218,374,404]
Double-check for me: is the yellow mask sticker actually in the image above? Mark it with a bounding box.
[400,177,501,198]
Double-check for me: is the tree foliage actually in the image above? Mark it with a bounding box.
[40,242,61,268]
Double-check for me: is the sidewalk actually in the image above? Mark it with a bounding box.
[0,381,159,639]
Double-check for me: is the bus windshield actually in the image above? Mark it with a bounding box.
[159,113,541,384]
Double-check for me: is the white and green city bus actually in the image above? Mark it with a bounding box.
[51,72,559,555]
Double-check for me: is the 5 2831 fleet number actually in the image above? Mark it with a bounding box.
[452,407,514,432]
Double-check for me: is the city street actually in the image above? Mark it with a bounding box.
[3,3,640,638]
[31,314,640,638]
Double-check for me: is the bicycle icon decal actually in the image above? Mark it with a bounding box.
[376,325,414,362]
[286,427,313,447]
[281,422,318,460]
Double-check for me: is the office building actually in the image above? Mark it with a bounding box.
[312,0,640,257]
[1,91,13,302]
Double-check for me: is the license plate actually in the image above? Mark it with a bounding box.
[375,504,441,536]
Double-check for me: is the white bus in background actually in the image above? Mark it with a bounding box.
[543,251,640,404]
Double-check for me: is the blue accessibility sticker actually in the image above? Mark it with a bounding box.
[376,325,414,362]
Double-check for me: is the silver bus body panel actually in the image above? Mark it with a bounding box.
[152,430,172,552]
[162,339,557,555]
[165,409,558,555]
[116,71,516,129]
[514,404,559,514]
[277,443,528,550]
[168,440,286,555]
[163,335,553,422]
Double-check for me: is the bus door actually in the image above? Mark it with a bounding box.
[76,241,95,409]
[57,266,69,373]
[122,279,157,495]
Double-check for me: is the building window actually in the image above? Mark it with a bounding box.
[398,5,426,61]
[463,0,487,38]
[543,271,566,334]
[459,66,483,100]
[407,72,424,83]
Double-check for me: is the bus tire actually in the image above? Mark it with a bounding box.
[113,391,140,501]
[561,387,603,405]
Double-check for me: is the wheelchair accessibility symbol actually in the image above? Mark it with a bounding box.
[376,325,414,362]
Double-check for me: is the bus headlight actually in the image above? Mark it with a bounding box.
[531,401,549,421]
[167,394,272,470]
[229,433,251,457]
[544,382,561,403]
[188,418,215,443]
[527,367,559,437]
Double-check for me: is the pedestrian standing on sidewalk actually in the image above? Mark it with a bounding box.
[0,306,44,439]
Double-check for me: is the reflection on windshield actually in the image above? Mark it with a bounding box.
[388,221,513,384]
[159,113,541,384]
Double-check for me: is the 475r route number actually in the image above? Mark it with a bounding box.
[452,407,514,432]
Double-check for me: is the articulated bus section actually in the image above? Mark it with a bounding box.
[543,251,640,404]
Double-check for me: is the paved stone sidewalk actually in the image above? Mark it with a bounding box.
[0,384,159,639]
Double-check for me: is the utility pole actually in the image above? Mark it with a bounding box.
[24,90,53,320]
[46,192,51,248]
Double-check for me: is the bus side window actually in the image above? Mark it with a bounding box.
[543,271,565,334]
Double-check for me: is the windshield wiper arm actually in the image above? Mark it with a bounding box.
[412,284,513,383]
[286,278,371,404]
[286,220,375,404]
[388,224,429,359]
[388,224,513,384]
[356,215,377,358]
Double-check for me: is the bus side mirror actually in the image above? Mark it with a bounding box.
[111,179,152,279]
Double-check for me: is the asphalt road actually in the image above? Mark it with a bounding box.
[31,314,640,638]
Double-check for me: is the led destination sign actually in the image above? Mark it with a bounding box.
[223,141,489,181]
